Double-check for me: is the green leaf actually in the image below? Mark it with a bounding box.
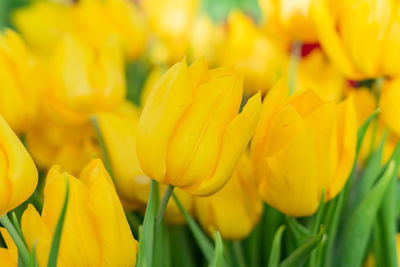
[172,193,214,262]
[243,222,261,267]
[261,205,285,266]
[375,160,399,267]
[268,226,286,267]
[137,180,158,267]
[285,217,311,246]
[153,221,171,267]
[352,132,387,210]
[169,226,198,267]
[29,241,38,267]
[279,226,325,267]
[209,231,224,267]
[10,212,25,246]
[336,160,398,267]
[47,178,69,267]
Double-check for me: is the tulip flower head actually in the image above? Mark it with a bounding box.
[0,29,38,134]
[21,159,138,267]
[251,81,357,216]
[137,58,262,196]
[0,116,38,216]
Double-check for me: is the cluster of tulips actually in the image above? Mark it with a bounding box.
[1,0,400,266]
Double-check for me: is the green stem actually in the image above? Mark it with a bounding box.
[232,241,247,267]
[288,41,302,95]
[155,185,174,228]
[0,214,30,266]
[90,116,113,180]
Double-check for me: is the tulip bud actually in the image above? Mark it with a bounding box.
[25,114,100,176]
[0,115,38,216]
[0,29,37,134]
[259,0,319,43]
[97,102,194,224]
[21,159,138,267]
[45,34,125,125]
[219,11,287,95]
[251,81,357,216]
[0,228,18,266]
[195,153,262,240]
[311,0,398,79]
[137,58,262,196]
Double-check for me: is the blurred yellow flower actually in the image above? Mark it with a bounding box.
[13,0,147,60]
[0,228,17,266]
[259,0,320,43]
[25,114,99,176]
[142,0,199,63]
[251,81,357,216]
[296,48,346,102]
[219,11,288,95]
[195,153,262,240]
[21,159,138,267]
[0,116,38,216]
[45,34,125,125]
[12,1,73,56]
[380,78,400,136]
[137,58,262,196]
[97,101,194,224]
[189,14,224,64]
[311,0,400,79]
[0,29,38,134]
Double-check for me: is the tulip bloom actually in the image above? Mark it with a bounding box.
[380,78,400,136]
[21,159,138,267]
[259,0,319,43]
[0,29,38,134]
[311,0,400,79]
[97,102,194,224]
[45,34,125,125]
[26,113,99,176]
[0,116,38,216]
[0,228,17,266]
[251,81,357,216]
[137,59,262,196]
[219,11,287,95]
[195,153,262,239]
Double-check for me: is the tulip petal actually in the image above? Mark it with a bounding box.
[0,116,38,215]
[310,2,358,79]
[381,79,400,136]
[21,204,53,267]
[184,92,262,196]
[165,75,242,188]
[260,125,320,217]
[80,159,138,266]
[137,61,193,181]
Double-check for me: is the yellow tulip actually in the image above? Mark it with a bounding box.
[137,58,262,196]
[0,228,18,266]
[0,115,38,216]
[73,0,148,60]
[26,113,99,176]
[259,0,320,43]
[380,78,400,136]
[218,11,288,95]
[296,48,346,102]
[311,0,399,79]
[0,29,38,134]
[251,81,357,216]
[45,34,125,125]
[96,101,194,224]
[142,0,199,63]
[188,14,224,65]
[21,159,138,267]
[195,153,262,240]
[12,1,73,56]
